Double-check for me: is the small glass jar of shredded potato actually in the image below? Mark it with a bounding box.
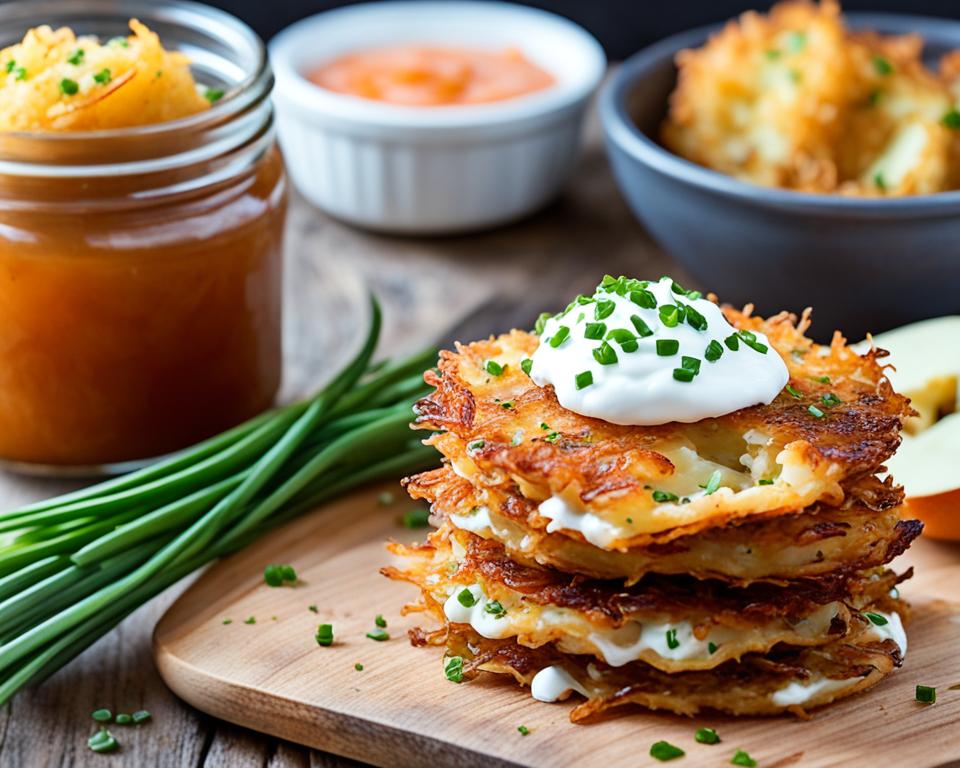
[0,1,286,472]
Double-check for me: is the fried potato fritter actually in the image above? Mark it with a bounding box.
[407,466,921,584]
[436,622,905,720]
[384,525,909,674]
[662,0,960,196]
[413,307,910,542]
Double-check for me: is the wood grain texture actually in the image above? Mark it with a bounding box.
[154,484,960,768]
[0,100,684,766]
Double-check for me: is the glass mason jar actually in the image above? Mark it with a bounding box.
[0,0,286,473]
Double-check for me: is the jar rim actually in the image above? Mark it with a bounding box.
[0,0,273,176]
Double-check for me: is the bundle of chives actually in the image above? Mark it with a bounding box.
[0,297,437,706]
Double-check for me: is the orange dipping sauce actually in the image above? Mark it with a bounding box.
[308,45,555,106]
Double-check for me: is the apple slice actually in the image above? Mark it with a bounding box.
[887,413,960,540]
[868,316,960,433]
[868,316,960,540]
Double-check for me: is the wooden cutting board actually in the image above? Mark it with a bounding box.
[153,485,960,768]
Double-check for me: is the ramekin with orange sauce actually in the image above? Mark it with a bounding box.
[270,2,605,233]
[0,1,286,472]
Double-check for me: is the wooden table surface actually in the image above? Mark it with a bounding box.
[0,106,685,767]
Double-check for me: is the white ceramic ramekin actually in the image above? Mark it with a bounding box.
[268,1,605,234]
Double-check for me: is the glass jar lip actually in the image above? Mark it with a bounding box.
[0,0,273,176]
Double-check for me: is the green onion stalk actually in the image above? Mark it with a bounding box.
[0,296,437,706]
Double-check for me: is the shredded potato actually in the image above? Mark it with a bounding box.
[0,19,211,131]
[662,0,960,196]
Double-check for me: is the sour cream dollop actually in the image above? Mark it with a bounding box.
[529,276,789,425]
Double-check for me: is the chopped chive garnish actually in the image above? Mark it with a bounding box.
[366,627,389,641]
[865,612,888,626]
[316,623,334,646]
[875,172,887,191]
[695,727,720,744]
[683,304,708,331]
[758,478,774,485]
[520,358,533,375]
[659,305,680,327]
[59,78,79,96]
[873,56,893,75]
[652,490,679,503]
[665,628,680,650]
[131,710,151,724]
[708,641,718,654]
[630,289,657,309]
[540,422,550,430]
[115,713,132,725]
[13,66,26,81]
[594,299,616,320]
[222,618,232,624]
[732,749,757,767]
[108,36,130,47]
[814,375,831,383]
[543,431,560,443]
[787,30,807,52]
[92,709,112,723]
[821,392,842,408]
[517,725,530,735]
[631,314,654,337]
[702,470,722,495]
[943,109,960,129]
[593,342,618,366]
[484,600,507,618]
[375,614,387,628]
[244,616,256,624]
[500,401,514,409]
[724,333,740,351]
[467,440,484,451]
[681,356,701,374]
[445,655,464,683]
[549,326,570,348]
[584,322,607,340]
[656,339,679,356]
[67,48,85,65]
[916,685,936,704]
[575,370,593,390]
[705,340,724,362]
[402,508,431,528]
[93,68,112,84]
[785,384,801,399]
[673,367,695,382]
[606,328,636,345]
[264,564,297,586]
[355,662,364,671]
[807,404,825,419]
[204,87,225,103]
[308,604,318,613]
[650,741,685,761]
[87,729,119,754]
[4,60,13,73]
[738,331,768,354]
[534,312,552,335]
[484,360,504,376]
[457,588,477,608]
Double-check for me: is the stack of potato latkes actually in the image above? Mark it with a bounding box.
[383,306,921,721]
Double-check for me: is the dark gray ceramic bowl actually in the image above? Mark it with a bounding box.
[600,13,960,340]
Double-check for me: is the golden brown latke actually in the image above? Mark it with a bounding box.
[431,620,905,720]
[384,524,909,673]
[407,466,921,584]
[413,307,911,541]
[661,0,960,196]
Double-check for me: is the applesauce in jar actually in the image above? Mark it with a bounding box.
[0,2,286,470]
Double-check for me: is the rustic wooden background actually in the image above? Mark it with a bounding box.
[0,110,690,767]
